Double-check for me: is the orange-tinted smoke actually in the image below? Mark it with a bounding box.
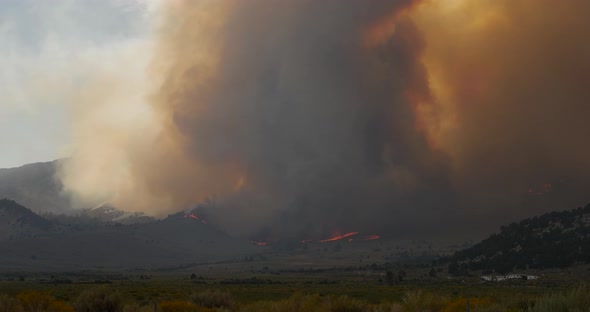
[363,0,422,49]
[409,0,590,221]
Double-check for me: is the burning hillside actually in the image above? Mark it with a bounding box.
[318,232,359,243]
[184,213,207,224]
[248,231,381,247]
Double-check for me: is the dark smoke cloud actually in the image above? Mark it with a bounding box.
[132,0,453,238]
[60,0,590,240]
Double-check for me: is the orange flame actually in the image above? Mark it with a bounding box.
[527,182,553,196]
[184,213,207,224]
[363,235,381,241]
[319,232,359,243]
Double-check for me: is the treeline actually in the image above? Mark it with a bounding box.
[448,203,590,275]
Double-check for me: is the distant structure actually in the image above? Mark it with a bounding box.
[481,274,539,282]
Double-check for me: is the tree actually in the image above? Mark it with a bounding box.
[429,268,437,278]
[385,271,394,286]
[398,270,407,282]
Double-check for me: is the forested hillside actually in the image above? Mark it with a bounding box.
[449,203,590,275]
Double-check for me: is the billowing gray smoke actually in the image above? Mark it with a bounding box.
[59,0,590,240]
[146,0,449,238]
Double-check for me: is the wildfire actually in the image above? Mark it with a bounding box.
[249,240,267,246]
[527,183,553,196]
[184,213,207,224]
[300,232,380,243]
[319,232,359,243]
[544,183,552,191]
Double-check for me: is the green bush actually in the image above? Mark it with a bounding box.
[74,287,123,312]
[189,289,233,309]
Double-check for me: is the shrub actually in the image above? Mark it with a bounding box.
[528,284,590,312]
[401,290,447,312]
[238,301,276,312]
[74,287,123,312]
[49,301,75,312]
[17,291,73,312]
[18,291,53,312]
[329,295,367,312]
[370,303,402,312]
[0,293,23,312]
[239,292,371,312]
[273,292,328,312]
[189,290,233,309]
[158,301,212,312]
[473,304,519,312]
[441,297,491,312]
[123,303,154,312]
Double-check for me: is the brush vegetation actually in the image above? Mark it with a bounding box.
[0,284,589,312]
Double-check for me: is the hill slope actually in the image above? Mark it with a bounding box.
[81,203,155,224]
[0,198,52,240]
[449,203,590,275]
[0,160,70,214]
[0,200,256,271]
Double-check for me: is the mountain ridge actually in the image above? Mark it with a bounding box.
[0,198,52,240]
[0,199,256,271]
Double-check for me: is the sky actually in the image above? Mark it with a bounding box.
[0,0,154,168]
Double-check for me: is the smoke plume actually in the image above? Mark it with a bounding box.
[59,0,590,239]
[410,0,590,231]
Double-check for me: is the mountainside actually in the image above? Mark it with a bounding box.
[0,200,256,271]
[449,203,590,275]
[0,161,155,225]
[81,203,155,224]
[0,160,71,214]
[0,199,52,240]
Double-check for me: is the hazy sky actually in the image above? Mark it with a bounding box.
[0,0,153,168]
